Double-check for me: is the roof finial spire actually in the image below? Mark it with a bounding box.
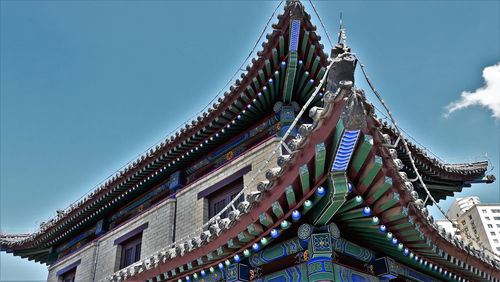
[331,12,350,58]
[337,12,348,50]
[338,12,343,44]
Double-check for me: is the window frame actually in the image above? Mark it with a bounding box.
[208,178,244,219]
[119,234,142,269]
[61,269,76,282]
[56,259,81,282]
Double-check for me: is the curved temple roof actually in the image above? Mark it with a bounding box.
[1,0,330,261]
[104,53,498,281]
[1,0,497,281]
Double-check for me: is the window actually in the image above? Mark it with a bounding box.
[488,224,493,228]
[56,260,80,282]
[61,269,76,282]
[497,224,500,228]
[469,215,473,220]
[494,239,499,244]
[491,232,496,236]
[494,217,500,220]
[208,179,244,219]
[113,222,148,270]
[483,209,487,213]
[120,234,142,269]
[486,216,490,220]
[197,165,251,220]
[497,247,500,252]
[491,209,500,213]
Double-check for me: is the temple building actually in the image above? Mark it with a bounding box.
[1,1,499,281]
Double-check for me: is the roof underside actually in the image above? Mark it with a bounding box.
[115,47,498,281]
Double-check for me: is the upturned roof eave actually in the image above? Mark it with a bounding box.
[0,0,329,256]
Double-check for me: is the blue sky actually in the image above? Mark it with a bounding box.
[1,1,498,280]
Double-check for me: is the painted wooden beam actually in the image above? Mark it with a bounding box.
[271,201,284,218]
[350,135,374,173]
[336,195,363,214]
[365,176,392,205]
[259,212,274,228]
[285,185,296,208]
[247,223,263,236]
[315,142,326,181]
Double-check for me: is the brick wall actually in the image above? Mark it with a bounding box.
[47,198,175,281]
[175,137,280,241]
[47,243,97,281]
[47,137,279,281]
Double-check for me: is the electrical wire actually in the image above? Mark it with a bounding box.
[163,60,335,249]
[355,54,498,260]
[308,0,334,49]
[372,104,448,163]
[44,0,286,224]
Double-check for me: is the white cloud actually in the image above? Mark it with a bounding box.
[444,62,500,119]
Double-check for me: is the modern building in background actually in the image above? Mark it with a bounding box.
[1,1,499,281]
[435,219,458,238]
[446,197,481,220]
[439,197,500,260]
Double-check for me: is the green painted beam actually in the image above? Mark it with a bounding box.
[374,192,400,213]
[247,223,263,236]
[258,69,266,85]
[336,195,363,214]
[305,45,315,66]
[285,185,296,208]
[351,135,374,173]
[282,52,297,103]
[265,59,272,77]
[279,35,285,57]
[272,48,279,66]
[359,155,383,193]
[262,86,271,106]
[259,212,274,227]
[237,231,254,243]
[295,71,309,98]
[311,56,320,77]
[252,76,261,91]
[338,207,369,221]
[315,142,326,180]
[298,78,313,102]
[274,70,280,97]
[366,176,392,204]
[315,66,326,81]
[301,31,309,57]
[299,164,310,193]
[227,238,241,249]
[313,172,349,225]
[271,201,284,218]
[343,216,380,227]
